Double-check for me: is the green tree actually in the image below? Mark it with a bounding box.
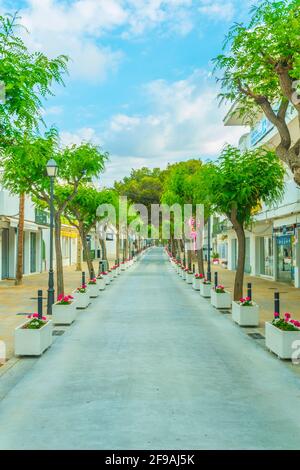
[161,159,203,270]
[1,133,108,295]
[209,145,284,300]
[213,0,300,185]
[62,185,104,277]
[0,13,68,285]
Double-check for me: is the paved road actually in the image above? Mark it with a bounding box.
[1,247,300,450]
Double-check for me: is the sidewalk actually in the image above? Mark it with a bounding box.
[204,263,300,331]
[0,259,114,364]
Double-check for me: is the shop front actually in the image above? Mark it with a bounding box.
[274,225,296,284]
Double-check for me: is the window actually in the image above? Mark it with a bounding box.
[106,233,114,241]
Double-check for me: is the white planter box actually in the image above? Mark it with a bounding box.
[265,322,300,359]
[200,283,212,298]
[182,271,187,280]
[104,274,110,285]
[211,290,231,309]
[121,263,126,271]
[108,271,113,282]
[117,267,121,275]
[15,320,53,356]
[232,301,259,327]
[73,290,89,309]
[52,301,77,325]
[88,283,99,297]
[186,273,193,284]
[193,278,202,290]
[97,277,106,290]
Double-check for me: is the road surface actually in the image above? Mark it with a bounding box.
[0,247,300,449]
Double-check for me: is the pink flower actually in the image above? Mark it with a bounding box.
[245,297,251,301]
[42,316,47,321]
[284,313,291,322]
[57,294,63,301]
[274,312,280,318]
[68,295,74,300]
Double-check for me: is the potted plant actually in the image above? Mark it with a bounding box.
[97,274,106,290]
[88,277,99,297]
[200,278,212,298]
[52,294,77,325]
[193,273,205,291]
[186,270,193,284]
[211,285,231,309]
[15,314,53,356]
[121,261,126,271]
[232,297,259,327]
[73,284,89,309]
[212,252,220,265]
[266,313,300,359]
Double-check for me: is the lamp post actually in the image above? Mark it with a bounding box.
[207,215,211,282]
[46,158,58,315]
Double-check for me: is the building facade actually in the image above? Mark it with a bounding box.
[217,104,300,287]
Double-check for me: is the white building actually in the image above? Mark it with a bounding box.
[217,104,300,288]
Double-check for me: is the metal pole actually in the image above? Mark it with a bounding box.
[47,176,55,315]
[207,216,211,282]
[247,283,252,301]
[82,271,86,286]
[274,292,280,315]
[214,272,218,288]
[38,289,43,320]
[192,264,195,273]
[91,267,95,279]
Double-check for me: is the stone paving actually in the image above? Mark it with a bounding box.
[0,259,114,363]
[1,248,300,449]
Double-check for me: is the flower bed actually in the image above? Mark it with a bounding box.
[211,285,231,309]
[193,274,204,290]
[232,297,259,327]
[266,313,300,359]
[15,315,53,356]
[185,270,193,284]
[73,285,89,309]
[200,279,212,298]
[53,294,77,325]
[88,278,99,297]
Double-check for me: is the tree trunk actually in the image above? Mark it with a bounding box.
[116,231,120,262]
[170,234,176,257]
[76,234,82,271]
[187,248,192,271]
[15,193,25,286]
[196,248,204,275]
[79,224,94,277]
[55,214,64,297]
[230,209,246,301]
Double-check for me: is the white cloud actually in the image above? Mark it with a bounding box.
[60,127,103,147]
[3,0,240,82]
[105,70,244,158]
[198,1,235,21]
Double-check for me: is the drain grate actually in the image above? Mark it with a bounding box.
[53,330,65,336]
[248,333,265,340]
[221,310,231,314]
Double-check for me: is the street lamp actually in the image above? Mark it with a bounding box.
[207,215,211,282]
[46,158,58,315]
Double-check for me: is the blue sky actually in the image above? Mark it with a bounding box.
[1,0,254,185]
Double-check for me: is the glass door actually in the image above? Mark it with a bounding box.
[30,232,37,273]
[1,228,9,279]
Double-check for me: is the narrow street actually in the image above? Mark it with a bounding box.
[0,248,300,450]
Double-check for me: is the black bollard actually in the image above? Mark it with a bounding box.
[247,283,252,301]
[37,290,43,320]
[91,267,95,279]
[214,272,218,288]
[82,271,86,286]
[192,264,195,273]
[274,292,280,315]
